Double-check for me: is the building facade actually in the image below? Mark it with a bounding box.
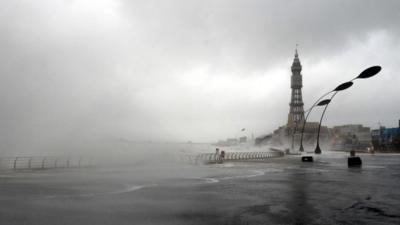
[371,121,400,152]
[331,124,371,151]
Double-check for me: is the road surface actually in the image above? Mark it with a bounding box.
[1,152,399,225]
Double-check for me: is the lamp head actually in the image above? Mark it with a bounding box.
[317,99,331,106]
[356,66,381,79]
[333,81,353,92]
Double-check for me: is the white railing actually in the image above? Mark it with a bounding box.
[180,151,284,164]
[0,156,93,170]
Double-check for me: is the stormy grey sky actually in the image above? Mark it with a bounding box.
[0,0,399,153]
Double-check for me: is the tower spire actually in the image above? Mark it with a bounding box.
[288,47,305,126]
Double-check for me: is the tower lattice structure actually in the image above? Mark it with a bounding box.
[287,49,305,127]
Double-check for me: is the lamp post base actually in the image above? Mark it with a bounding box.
[315,145,322,154]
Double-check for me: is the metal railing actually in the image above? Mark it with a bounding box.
[0,156,92,170]
[180,151,284,164]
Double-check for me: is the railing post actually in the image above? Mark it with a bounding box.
[28,157,33,169]
[42,157,46,169]
[54,158,58,168]
[13,157,18,170]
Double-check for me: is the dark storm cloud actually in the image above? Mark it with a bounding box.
[0,0,399,154]
[120,0,400,72]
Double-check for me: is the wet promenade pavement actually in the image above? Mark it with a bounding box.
[1,152,400,225]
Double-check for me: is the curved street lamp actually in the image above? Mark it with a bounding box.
[314,66,382,154]
[299,66,382,153]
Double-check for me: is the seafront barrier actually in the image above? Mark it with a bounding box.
[0,156,93,170]
[181,150,285,164]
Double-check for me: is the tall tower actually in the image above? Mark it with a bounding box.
[287,48,305,126]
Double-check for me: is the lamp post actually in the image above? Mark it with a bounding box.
[314,66,382,154]
[291,108,311,152]
[291,121,297,152]
[314,82,353,154]
[299,98,326,152]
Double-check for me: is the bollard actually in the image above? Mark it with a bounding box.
[301,156,313,162]
[348,151,362,167]
[348,157,362,167]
